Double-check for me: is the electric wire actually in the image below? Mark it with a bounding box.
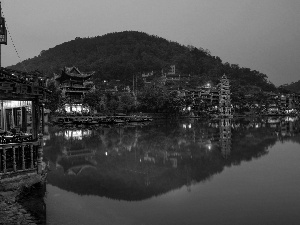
[1,6,27,72]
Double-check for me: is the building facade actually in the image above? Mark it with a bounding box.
[0,67,48,178]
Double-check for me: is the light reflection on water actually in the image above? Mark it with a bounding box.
[41,117,300,225]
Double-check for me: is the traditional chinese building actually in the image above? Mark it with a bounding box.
[0,67,49,178]
[218,74,232,117]
[54,66,95,113]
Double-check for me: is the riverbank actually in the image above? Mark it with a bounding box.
[50,112,299,124]
[0,193,38,225]
[0,173,46,224]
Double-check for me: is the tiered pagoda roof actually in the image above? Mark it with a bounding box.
[220,74,230,87]
[55,66,95,82]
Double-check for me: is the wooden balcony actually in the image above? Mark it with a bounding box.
[1,66,48,179]
[0,137,43,179]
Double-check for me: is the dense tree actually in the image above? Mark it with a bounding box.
[279,81,300,94]
[119,94,135,112]
[44,81,63,113]
[138,86,167,112]
[8,31,280,95]
[107,98,119,114]
[83,90,102,112]
[163,91,185,116]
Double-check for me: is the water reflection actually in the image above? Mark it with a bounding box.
[43,116,300,201]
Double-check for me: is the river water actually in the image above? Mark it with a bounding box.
[38,117,300,225]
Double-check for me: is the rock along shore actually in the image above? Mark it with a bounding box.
[0,173,46,225]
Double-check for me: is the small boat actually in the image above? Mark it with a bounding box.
[113,118,126,124]
[143,116,153,121]
[56,117,74,125]
[128,116,144,122]
[98,117,113,124]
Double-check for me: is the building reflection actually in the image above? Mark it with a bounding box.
[43,116,300,200]
[219,119,231,158]
[53,129,97,175]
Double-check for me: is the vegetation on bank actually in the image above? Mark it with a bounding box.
[45,80,190,116]
[46,80,300,118]
[279,80,300,94]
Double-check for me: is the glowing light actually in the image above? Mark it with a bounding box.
[3,100,31,108]
[64,130,83,140]
[206,140,212,151]
[285,117,296,122]
[105,152,108,156]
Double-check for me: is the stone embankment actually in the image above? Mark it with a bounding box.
[0,173,46,225]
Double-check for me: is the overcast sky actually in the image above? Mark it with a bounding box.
[1,0,300,86]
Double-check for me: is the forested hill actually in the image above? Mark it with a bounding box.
[279,81,300,94]
[8,31,276,91]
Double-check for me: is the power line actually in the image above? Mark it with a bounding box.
[1,4,27,72]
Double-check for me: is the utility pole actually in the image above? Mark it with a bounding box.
[0,36,1,67]
[0,1,7,129]
[0,1,8,67]
[133,75,135,94]
[0,1,2,67]
[135,73,138,96]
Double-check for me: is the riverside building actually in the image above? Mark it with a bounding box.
[54,66,95,113]
[0,67,49,178]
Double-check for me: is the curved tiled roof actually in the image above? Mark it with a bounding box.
[55,66,95,81]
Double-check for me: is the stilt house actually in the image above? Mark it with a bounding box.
[0,67,49,178]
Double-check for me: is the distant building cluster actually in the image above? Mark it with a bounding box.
[50,65,300,116]
[152,65,300,116]
[142,65,190,86]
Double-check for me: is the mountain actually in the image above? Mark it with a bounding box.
[7,31,276,91]
[279,81,300,94]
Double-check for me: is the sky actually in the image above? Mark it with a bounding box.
[1,0,300,86]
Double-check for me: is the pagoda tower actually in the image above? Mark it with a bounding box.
[54,66,95,113]
[218,74,232,117]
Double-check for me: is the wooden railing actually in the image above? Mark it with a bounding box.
[0,136,43,178]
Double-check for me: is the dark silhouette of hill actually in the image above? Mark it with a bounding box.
[279,80,300,94]
[7,31,276,91]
